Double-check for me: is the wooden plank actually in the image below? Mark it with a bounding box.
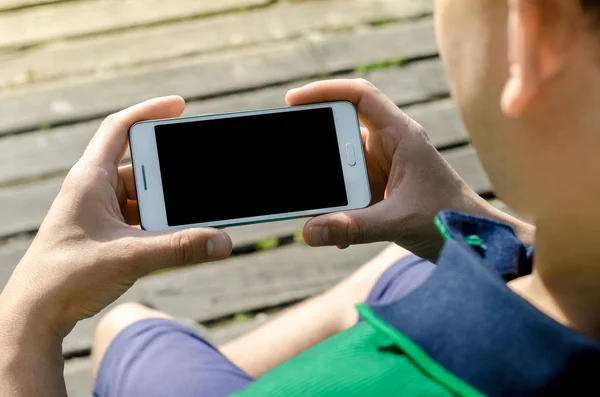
[0,19,437,134]
[0,218,308,268]
[0,96,476,294]
[64,357,93,397]
[0,0,63,11]
[226,219,306,246]
[445,147,490,194]
[0,142,490,298]
[0,0,433,88]
[0,0,271,50]
[0,58,448,188]
[0,177,61,236]
[0,96,469,240]
[209,312,273,346]
[62,241,390,355]
[405,99,468,148]
[0,145,488,291]
[0,235,30,282]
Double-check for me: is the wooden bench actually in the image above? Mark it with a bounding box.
[0,0,507,394]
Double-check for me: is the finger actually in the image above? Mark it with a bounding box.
[131,228,232,274]
[123,200,140,225]
[119,165,137,200]
[83,96,185,168]
[337,245,350,250]
[286,79,402,132]
[360,126,368,146]
[302,201,396,247]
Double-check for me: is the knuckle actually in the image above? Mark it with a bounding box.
[170,232,197,266]
[100,112,120,129]
[60,172,79,196]
[60,164,89,199]
[354,78,376,92]
[61,162,103,196]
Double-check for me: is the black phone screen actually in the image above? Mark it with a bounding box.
[155,108,348,226]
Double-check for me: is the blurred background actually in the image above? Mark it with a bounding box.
[0,0,496,394]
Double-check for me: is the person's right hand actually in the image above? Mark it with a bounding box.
[287,79,490,261]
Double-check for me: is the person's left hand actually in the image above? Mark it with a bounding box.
[0,96,233,339]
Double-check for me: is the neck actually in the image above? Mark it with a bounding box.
[519,208,600,342]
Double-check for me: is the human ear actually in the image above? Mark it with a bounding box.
[501,0,566,118]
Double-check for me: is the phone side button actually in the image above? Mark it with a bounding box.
[345,143,356,166]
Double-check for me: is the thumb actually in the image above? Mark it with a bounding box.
[131,228,232,274]
[302,201,396,247]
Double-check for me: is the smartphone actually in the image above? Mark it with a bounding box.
[129,101,371,232]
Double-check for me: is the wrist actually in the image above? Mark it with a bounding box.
[0,301,64,349]
[455,188,535,246]
[0,253,75,340]
[0,278,66,350]
[0,307,66,396]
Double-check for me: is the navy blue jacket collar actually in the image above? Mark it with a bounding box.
[369,211,600,396]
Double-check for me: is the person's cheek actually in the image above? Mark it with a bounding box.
[435,0,526,212]
[435,0,509,141]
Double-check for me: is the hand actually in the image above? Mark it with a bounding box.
[287,79,491,261]
[0,96,232,339]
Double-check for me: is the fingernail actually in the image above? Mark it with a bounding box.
[206,235,230,258]
[309,225,329,245]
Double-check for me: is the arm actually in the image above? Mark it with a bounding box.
[0,96,232,396]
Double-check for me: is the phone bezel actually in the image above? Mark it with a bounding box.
[129,101,371,231]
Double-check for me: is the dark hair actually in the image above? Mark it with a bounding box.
[581,0,600,26]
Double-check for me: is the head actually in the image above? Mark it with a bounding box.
[434,0,600,224]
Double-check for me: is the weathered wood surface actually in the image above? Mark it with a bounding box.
[0,142,480,242]
[0,64,458,239]
[0,59,448,188]
[0,94,475,281]
[0,93,478,288]
[0,0,61,11]
[0,19,437,134]
[62,242,389,353]
[0,0,272,50]
[0,0,433,88]
[0,1,507,394]
[0,146,487,285]
[64,357,93,397]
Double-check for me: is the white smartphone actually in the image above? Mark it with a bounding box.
[129,101,371,232]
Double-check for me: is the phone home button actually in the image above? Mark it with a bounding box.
[345,143,356,166]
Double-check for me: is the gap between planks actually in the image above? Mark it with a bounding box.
[0,0,433,89]
[0,145,489,291]
[0,94,477,287]
[0,0,65,12]
[0,95,470,243]
[0,58,450,189]
[0,0,274,50]
[0,19,438,135]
